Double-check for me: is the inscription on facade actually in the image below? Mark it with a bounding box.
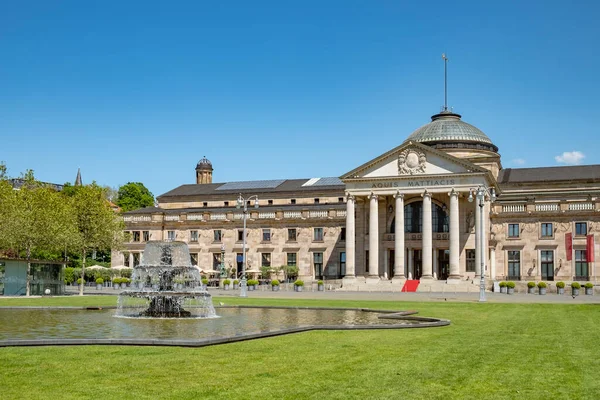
[371,179,456,189]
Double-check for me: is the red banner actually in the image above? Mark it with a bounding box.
[565,233,573,261]
[587,235,595,263]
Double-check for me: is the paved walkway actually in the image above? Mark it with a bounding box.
[66,285,600,304]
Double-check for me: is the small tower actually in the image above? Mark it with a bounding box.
[195,157,213,184]
[75,168,83,186]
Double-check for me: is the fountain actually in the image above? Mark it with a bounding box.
[115,241,216,318]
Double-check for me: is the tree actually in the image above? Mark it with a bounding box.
[116,182,154,212]
[70,184,126,296]
[0,170,76,295]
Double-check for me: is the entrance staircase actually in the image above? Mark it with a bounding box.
[401,280,420,292]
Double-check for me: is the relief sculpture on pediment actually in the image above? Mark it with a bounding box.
[398,149,426,175]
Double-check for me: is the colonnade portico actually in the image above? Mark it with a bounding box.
[344,186,481,284]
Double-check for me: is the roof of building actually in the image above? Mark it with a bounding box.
[157,177,345,199]
[123,203,346,215]
[196,156,213,170]
[498,165,600,184]
[405,111,496,150]
[9,179,64,191]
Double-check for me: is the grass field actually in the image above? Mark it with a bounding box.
[1,296,599,399]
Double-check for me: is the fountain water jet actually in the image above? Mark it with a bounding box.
[115,241,216,318]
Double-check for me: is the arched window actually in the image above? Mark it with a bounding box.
[391,201,448,233]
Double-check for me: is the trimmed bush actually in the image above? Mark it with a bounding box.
[294,280,304,287]
[271,279,280,286]
[506,281,516,289]
[247,279,259,286]
[201,278,209,285]
[96,278,104,285]
[223,279,231,285]
[527,282,536,288]
[537,282,547,289]
[499,281,507,288]
[317,280,324,285]
[585,282,594,289]
[77,278,83,284]
[233,280,240,285]
[556,281,565,289]
[571,282,581,289]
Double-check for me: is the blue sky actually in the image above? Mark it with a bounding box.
[1,1,599,197]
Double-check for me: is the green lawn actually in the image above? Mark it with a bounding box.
[1,296,599,399]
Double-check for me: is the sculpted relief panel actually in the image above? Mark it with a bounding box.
[398,149,427,175]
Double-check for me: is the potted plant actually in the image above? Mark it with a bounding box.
[556,281,565,294]
[77,277,83,287]
[527,281,536,294]
[201,278,209,290]
[223,279,231,290]
[233,279,240,290]
[499,281,507,294]
[317,280,325,291]
[250,279,260,291]
[537,281,547,295]
[294,280,304,292]
[271,279,280,291]
[571,282,581,296]
[585,282,594,295]
[506,281,515,294]
[95,277,104,290]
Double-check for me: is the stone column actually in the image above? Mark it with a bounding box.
[394,193,405,279]
[433,247,438,279]
[474,196,481,278]
[408,248,414,279]
[421,191,433,280]
[448,189,461,281]
[368,194,379,277]
[129,253,134,268]
[490,247,496,280]
[344,195,356,278]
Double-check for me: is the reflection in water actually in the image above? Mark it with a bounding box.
[0,308,417,341]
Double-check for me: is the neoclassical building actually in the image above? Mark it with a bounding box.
[116,110,599,290]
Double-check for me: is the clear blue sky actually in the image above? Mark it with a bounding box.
[1,1,599,197]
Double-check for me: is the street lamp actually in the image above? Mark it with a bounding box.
[468,186,496,302]
[220,243,226,280]
[236,193,259,298]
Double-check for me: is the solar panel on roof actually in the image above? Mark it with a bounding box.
[216,179,286,191]
[312,177,344,186]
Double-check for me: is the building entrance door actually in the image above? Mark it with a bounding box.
[438,249,450,280]
[413,249,422,280]
[388,250,395,279]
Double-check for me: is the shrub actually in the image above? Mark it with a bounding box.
[113,277,122,284]
[201,278,209,285]
[499,281,507,288]
[271,279,280,286]
[233,279,239,285]
[223,279,231,285]
[537,282,547,288]
[96,278,104,285]
[64,267,75,284]
[506,281,516,289]
[556,281,565,289]
[585,282,594,289]
[571,282,581,289]
[317,280,324,285]
[294,280,304,287]
[527,282,536,288]
[77,278,83,284]
[247,279,259,286]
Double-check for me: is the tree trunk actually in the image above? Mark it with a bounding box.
[79,248,86,296]
[26,246,31,297]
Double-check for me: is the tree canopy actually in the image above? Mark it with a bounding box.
[116,182,154,212]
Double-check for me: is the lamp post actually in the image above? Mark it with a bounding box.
[220,243,226,279]
[468,186,496,302]
[236,193,259,298]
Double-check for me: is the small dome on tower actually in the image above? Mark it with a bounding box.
[196,156,213,171]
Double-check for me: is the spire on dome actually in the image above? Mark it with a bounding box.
[75,168,82,186]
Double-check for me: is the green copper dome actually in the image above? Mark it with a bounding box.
[405,111,498,152]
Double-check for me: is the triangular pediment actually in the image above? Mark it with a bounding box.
[340,141,487,180]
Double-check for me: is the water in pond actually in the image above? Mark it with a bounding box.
[0,308,418,341]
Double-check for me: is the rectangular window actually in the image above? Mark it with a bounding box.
[262,229,271,242]
[237,230,244,242]
[314,227,324,241]
[366,250,369,272]
[213,230,222,242]
[314,198,320,204]
[123,252,130,267]
[203,202,208,207]
[507,250,520,279]
[341,228,346,241]
[508,224,519,238]
[268,200,273,205]
[541,250,554,280]
[133,253,141,268]
[541,223,553,238]
[224,201,229,207]
[143,231,150,242]
[190,253,198,266]
[167,231,175,241]
[575,249,588,280]
[288,228,297,242]
[133,231,141,242]
[190,230,198,242]
[466,249,476,272]
[340,252,346,277]
[261,253,271,268]
[338,197,344,203]
[291,199,296,205]
[314,252,323,279]
[287,253,297,266]
[576,222,587,236]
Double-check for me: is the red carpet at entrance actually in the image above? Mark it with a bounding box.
[401,280,420,292]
